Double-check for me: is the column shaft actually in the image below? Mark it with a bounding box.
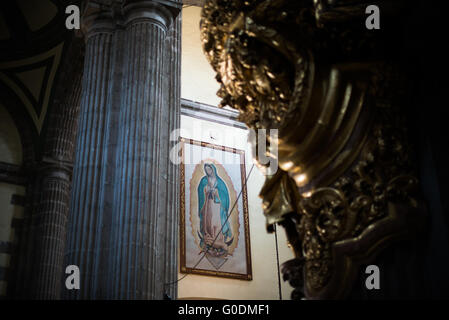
[23,37,84,299]
[33,168,71,298]
[64,1,181,299]
[161,11,181,300]
[111,8,169,299]
[65,24,114,298]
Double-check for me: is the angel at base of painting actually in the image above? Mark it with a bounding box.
[198,163,234,257]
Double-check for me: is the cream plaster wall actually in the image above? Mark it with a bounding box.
[179,5,295,300]
[181,6,221,106]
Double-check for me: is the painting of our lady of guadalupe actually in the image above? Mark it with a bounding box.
[180,138,252,280]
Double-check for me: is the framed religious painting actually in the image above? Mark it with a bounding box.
[179,137,252,280]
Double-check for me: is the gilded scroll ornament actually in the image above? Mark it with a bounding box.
[201,0,426,299]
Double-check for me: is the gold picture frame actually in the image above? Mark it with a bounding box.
[179,138,252,280]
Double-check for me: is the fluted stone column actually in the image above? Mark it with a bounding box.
[65,1,181,299]
[65,11,115,299]
[161,10,182,300]
[15,37,84,299]
[33,162,73,299]
[109,1,176,299]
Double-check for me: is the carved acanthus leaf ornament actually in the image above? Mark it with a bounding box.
[201,0,426,299]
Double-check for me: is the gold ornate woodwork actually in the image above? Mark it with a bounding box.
[201,0,426,299]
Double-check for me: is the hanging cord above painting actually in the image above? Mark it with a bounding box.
[274,224,283,300]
